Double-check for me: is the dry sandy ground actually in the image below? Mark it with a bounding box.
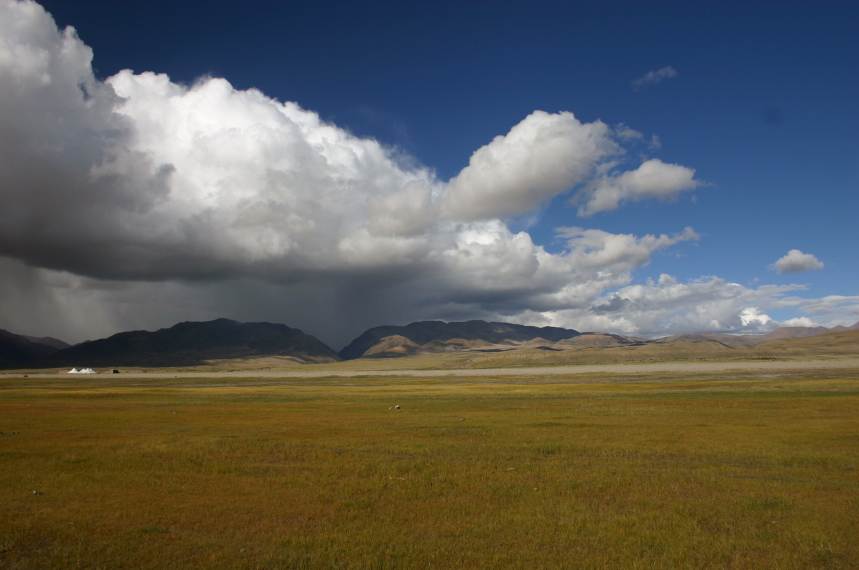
[6,358,859,380]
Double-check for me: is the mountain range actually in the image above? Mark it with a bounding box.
[1,318,857,370]
[338,320,583,360]
[0,329,64,369]
[652,323,859,349]
[1,319,338,369]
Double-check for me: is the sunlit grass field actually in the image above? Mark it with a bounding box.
[1,369,857,569]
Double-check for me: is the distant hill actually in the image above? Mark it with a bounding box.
[556,333,643,349]
[339,320,859,361]
[339,320,580,360]
[654,322,859,348]
[653,332,759,349]
[758,322,859,341]
[341,319,859,362]
[0,329,62,369]
[750,329,859,358]
[44,319,339,368]
[21,335,71,350]
[403,330,859,370]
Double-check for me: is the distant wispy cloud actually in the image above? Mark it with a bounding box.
[632,66,678,89]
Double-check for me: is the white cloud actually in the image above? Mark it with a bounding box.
[792,295,859,322]
[572,159,699,216]
[614,124,644,141]
[518,275,859,338]
[781,317,817,327]
[0,1,853,348]
[740,307,772,327]
[770,250,824,274]
[632,66,678,89]
[441,111,617,221]
[0,2,696,281]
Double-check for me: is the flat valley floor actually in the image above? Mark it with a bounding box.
[1,360,857,569]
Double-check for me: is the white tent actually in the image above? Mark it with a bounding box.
[80,368,96,374]
[68,368,80,374]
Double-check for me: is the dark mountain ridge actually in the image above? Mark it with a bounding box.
[339,320,581,360]
[22,335,71,350]
[43,319,339,368]
[0,329,63,369]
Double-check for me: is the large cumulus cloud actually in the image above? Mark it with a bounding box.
[1,0,854,346]
[441,111,617,220]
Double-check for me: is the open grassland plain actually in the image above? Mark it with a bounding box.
[1,367,858,569]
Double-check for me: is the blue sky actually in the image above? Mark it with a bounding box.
[1,0,857,347]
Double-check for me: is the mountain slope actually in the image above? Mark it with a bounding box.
[22,335,71,350]
[750,329,859,357]
[45,319,339,367]
[0,329,62,369]
[653,332,758,349]
[556,333,642,349]
[654,322,859,348]
[758,323,857,341]
[339,320,580,360]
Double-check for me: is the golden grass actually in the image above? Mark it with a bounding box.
[1,369,858,569]
[750,329,859,357]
